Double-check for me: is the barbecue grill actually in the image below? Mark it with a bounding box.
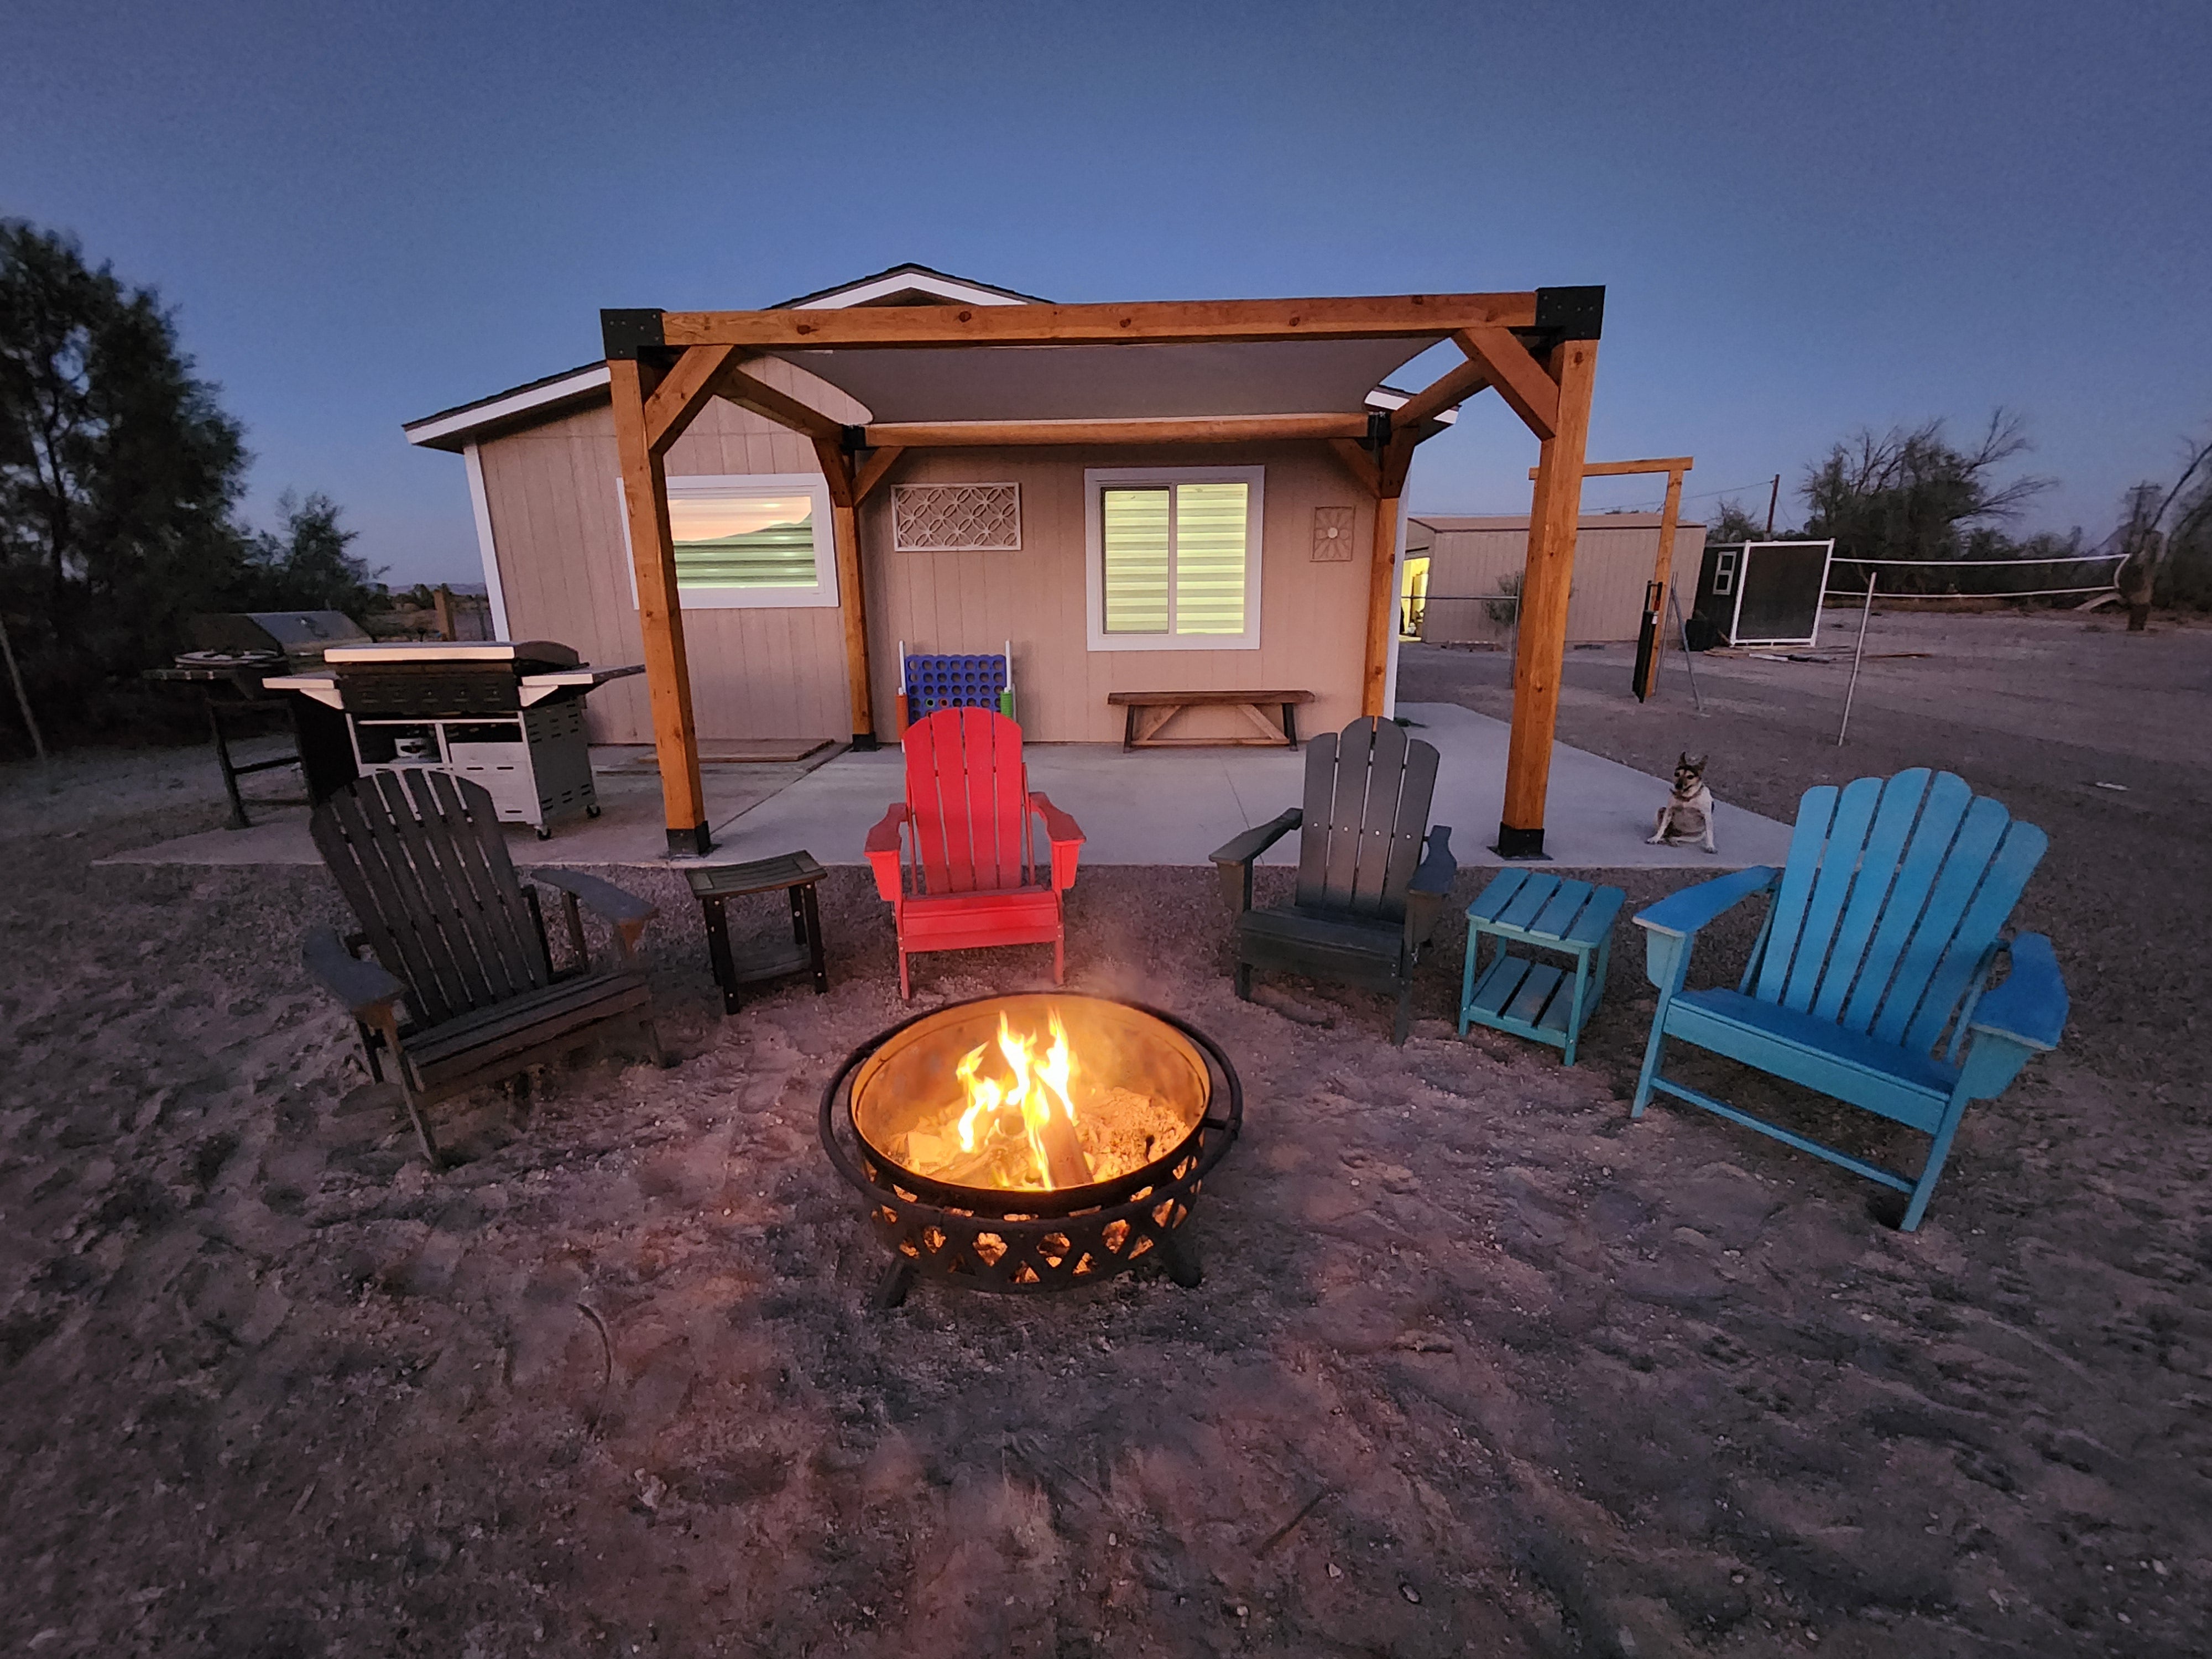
[267,640,642,837]
[144,612,372,827]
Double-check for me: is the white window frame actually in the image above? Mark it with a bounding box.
[1083,465,1265,652]
[617,472,840,611]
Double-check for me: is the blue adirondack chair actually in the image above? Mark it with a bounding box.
[1631,769,2067,1230]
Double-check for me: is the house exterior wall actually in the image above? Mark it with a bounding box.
[862,444,1376,743]
[477,393,1380,744]
[471,359,869,744]
[1410,513,1705,646]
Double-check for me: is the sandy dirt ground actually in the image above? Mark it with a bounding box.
[3,610,2208,1657]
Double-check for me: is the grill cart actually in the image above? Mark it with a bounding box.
[266,641,641,837]
[145,611,371,828]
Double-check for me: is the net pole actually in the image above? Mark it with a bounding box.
[1836,571,1877,747]
[1668,589,1705,716]
[0,609,52,789]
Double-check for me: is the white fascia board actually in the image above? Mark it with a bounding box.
[804,271,1030,310]
[463,442,511,639]
[403,364,612,449]
[1365,386,1458,424]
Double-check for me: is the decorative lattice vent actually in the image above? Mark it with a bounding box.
[893,483,1021,552]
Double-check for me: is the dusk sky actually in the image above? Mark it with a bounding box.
[5,0,2204,587]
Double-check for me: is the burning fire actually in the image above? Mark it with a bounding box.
[951,1008,1092,1190]
[879,1002,1189,1193]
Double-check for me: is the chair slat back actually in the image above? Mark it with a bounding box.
[311,771,551,1027]
[1746,769,2046,1055]
[902,708,1034,895]
[1294,717,1438,922]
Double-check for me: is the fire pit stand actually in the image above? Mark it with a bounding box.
[820,997,1242,1309]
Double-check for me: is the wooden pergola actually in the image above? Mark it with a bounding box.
[1530,453,1694,700]
[602,285,1603,858]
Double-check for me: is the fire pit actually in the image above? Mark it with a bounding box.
[820,994,1241,1307]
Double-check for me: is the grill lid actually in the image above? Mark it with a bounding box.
[324,640,581,671]
[187,611,372,663]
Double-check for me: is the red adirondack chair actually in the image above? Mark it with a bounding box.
[865,708,1085,997]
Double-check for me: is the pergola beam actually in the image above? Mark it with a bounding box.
[1386,354,1491,431]
[716,364,847,446]
[852,445,905,503]
[1571,456,1693,478]
[641,344,742,456]
[659,292,1542,351]
[1531,454,1695,699]
[1456,326,1561,442]
[861,413,1371,448]
[1328,439,1381,497]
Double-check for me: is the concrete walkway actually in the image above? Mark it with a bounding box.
[100,702,1791,872]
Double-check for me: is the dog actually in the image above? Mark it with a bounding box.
[1648,753,1718,854]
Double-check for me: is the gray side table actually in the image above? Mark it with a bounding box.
[685,851,830,1015]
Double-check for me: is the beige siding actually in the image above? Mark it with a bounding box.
[862,445,1376,743]
[473,359,869,743]
[1414,513,1705,645]
[477,370,1379,744]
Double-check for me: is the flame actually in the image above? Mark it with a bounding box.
[940,1008,1086,1189]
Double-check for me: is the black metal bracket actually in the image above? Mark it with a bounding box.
[666,822,713,858]
[1493,822,1550,861]
[1365,409,1392,458]
[1532,286,1605,342]
[841,423,869,454]
[601,309,667,361]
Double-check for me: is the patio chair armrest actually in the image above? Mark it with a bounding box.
[534,868,657,956]
[1633,865,1779,938]
[865,802,909,902]
[1404,826,1457,950]
[1209,808,1301,918]
[1968,933,2067,1053]
[1634,864,1778,992]
[302,925,405,1019]
[1029,792,1084,890]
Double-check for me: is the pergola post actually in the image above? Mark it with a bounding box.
[1644,465,1687,700]
[1498,336,1599,858]
[828,494,874,748]
[605,315,712,857]
[1361,493,1402,716]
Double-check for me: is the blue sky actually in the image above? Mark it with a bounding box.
[5,0,2205,585]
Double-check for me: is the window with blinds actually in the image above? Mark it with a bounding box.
[623,473,839,610]
[1100,480,1251,636]
[669,490,820,588]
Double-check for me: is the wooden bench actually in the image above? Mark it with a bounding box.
[1107,689,1314,750]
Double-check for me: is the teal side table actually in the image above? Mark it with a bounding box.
[1459,871,1625,1065]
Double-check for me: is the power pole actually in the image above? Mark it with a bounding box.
[1765,474,1781,538]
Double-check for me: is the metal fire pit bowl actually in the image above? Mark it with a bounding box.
[820,994,1242,1308]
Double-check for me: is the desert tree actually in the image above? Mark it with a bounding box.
[1801,410,2053,592]
[0,221,250,702]
[242,490,383,617]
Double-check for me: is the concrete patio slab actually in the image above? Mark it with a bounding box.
[96,702,1793,873]
[669,701,1793,871]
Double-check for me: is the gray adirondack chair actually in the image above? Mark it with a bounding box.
[302,770,661,1167]
[1210,717,1457,1044]
[1632,768,2067,1230]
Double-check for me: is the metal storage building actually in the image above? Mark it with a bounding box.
[1403,512,1705,646]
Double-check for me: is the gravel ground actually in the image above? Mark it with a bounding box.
[2,610,2207,1657]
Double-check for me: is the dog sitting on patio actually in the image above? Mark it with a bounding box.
[1648,753,1718,853]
